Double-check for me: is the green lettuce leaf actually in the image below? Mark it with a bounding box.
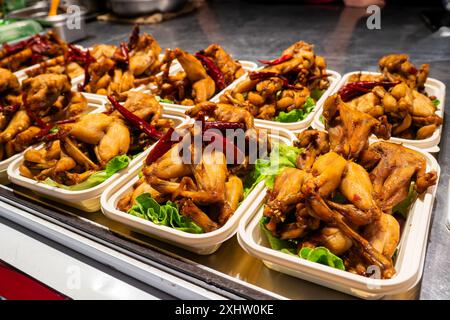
[274,97,316,123]
[43,154,130,191]
[157,97,175,104]
[260,217,345,271]
[392,182,417,218]
[299,247,345,271]
[128,193,203,234]
[259,216,296,251]
[432,99,440,107]
[243,143,302,196]
[310,89,325,101]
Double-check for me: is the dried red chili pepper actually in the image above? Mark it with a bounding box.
[258,54,293,66]
[339,81,399,102]
[120,42,129,65]
[107,96,163,140]
[66,44,95,66]
[78,49,95,91]
[30,36,51,55]
[55,117,79,125]
[0,104,20,116]
[203,121,244,131]
[308,73,331,82]
[41,129,69,142]
[248,71,280,81]
[195,52,226,90]
[32,126,52,143]
[145,128,181,165]
[128,24,140,51]
[2,35,42,54]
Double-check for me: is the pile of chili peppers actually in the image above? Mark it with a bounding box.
[2,34,53,65]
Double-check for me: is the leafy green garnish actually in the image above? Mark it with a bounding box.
[157,97,175,104]
[310,89,325,101]
[128,193,203,234]
[299,247,345,271]
[260,216,296,250]
[432,99,440,107]
[43,154,130,191]
[49,127,59,134]
[319,114,324,124]
[392,182,417,218]
[274,97,315,123]
[243,143,302,196]
[260,217,345,271]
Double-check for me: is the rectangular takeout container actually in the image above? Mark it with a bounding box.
[100,124,297,255]
[0,93,106,184]
[140,60,259,109]
[7,105,189,212]
[237,142,440,299]
[208,68,341,131]
[312,71,446,152]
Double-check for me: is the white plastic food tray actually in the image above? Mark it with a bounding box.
[312,71,446,152]
[140,60,258,110]
[207,68,341,131]
[7,107,189,212]
[100,124,297,255]
[0,94,106,184]
[237,143,440,299]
